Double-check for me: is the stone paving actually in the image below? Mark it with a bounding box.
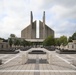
[0,48,76,75]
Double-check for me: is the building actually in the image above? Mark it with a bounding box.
[39,11,54,39]
[0,40,10,50]
[66,40,76,50]
[21,11,54,46]
[60,40,76,50]
[21,11,36,39]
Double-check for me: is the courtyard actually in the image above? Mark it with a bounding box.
[0,48,76,75]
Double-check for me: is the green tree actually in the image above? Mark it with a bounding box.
[68,37,72,42]
[55,38,61,46]
[72,32,76,40]
[10,34,16,38]
[43,36,55,46]
[8,38,13,47]
[21,40,27,47]
[25,41,31,46]
[13,39,20,46]
[59,35,68,46]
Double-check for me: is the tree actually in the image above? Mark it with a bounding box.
[72,32,76,40]
[21,40,27,47]
[0,37,7,42]
[25,41,31,46]
[55,38,61,46]
[68,37,72,42]
[68,32,76,42]
[21,40,31,47]
[10,34,16,38]
[8,34,16,47]
[13,39,20,46]
[43,36,55,46]
[8,38,13,47]
[59,35,68,46]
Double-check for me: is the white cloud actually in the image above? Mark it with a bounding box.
[0,0,76,39]
[50,5,67,20]
[40,0,76,20]
[41,0,76,8]
[54,21,76,38]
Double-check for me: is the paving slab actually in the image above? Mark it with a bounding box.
[0,48,76,75]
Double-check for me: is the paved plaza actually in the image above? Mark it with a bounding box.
[0,48,76,75]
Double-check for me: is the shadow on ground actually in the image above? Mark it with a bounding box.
[26,59,48,64]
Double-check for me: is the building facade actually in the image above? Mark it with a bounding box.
[66,40,76,50]
[0,40,10,50]
[39,11,54,39]
[21,11,36,39]
[21,11,54,47]
[21,11,54,40]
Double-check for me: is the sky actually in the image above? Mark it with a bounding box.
[0,0,76,39]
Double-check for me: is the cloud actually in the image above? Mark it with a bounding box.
[40,0,76,38]
[0,0,30,38]
[40,0,76,20]
[0,0,76,39]
[41,0,76,8]
[54,21,76,37]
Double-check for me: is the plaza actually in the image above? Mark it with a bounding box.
[0,0,76,75]
[0,48,76,75]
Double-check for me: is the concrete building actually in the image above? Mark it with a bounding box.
[0,40,10,50]
[59,40,76,50]
[39,11,54,39]
[21,11,54,39]
[66,40,76,50]
[39,22,54,39]
[21,11,36,39]
[21,11,54,46]
[39,21,54,39]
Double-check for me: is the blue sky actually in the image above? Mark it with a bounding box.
[0,0,76,39]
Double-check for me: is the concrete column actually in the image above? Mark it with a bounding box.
[48,54,50,63]
[26,52,28,62]
[47,53,49,61]
[43,11,45,39]
[48,54,53,64]
[22,54,25,65]
[49,54,53,64]
[26,52,28,60]
[30,11,33,24]
[21,53,28,65]
[72,59,76,66]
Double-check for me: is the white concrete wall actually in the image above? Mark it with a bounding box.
[66,42,76,50]
[59,40,76,50]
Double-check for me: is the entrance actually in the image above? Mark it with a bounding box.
[32,42,43,48]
